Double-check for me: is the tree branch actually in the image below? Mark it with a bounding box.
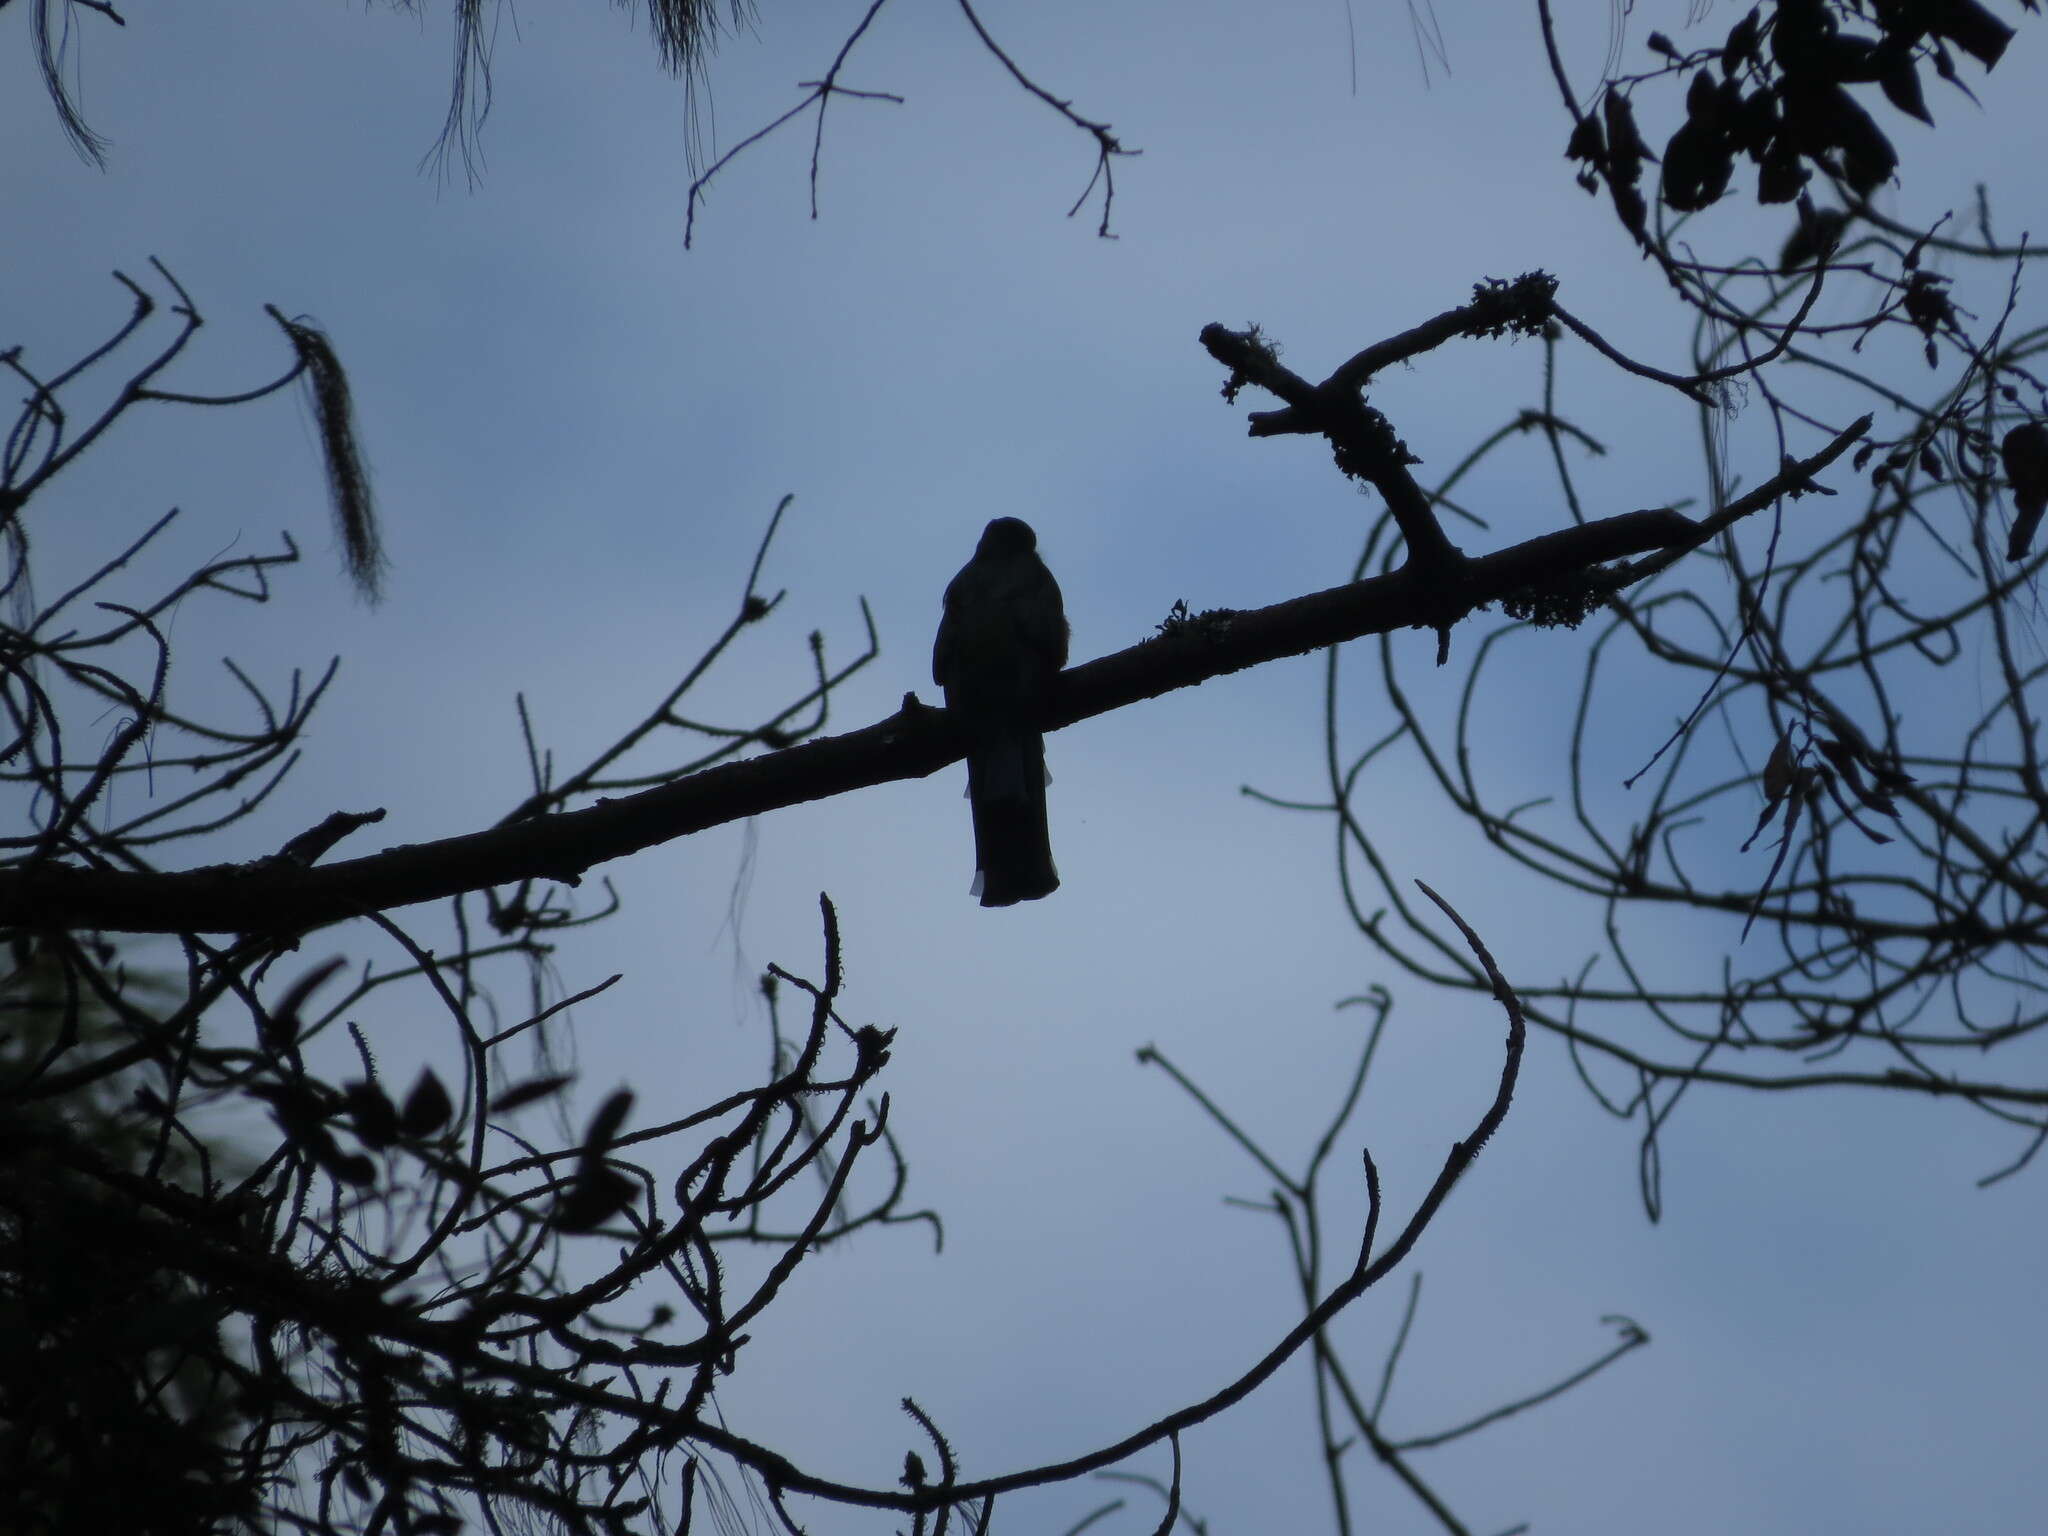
[0,423,1866,935]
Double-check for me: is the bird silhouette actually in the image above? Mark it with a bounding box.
[932,518,1068,906]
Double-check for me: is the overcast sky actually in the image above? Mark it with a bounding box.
[6,3,2047,1533]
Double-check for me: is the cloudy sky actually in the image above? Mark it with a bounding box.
[6,2,2046,1532]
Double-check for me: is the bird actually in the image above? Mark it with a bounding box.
[932,517,1068,907]
[2002,420,2048,563]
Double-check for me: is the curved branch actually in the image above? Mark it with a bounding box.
[692,888,1522,1512]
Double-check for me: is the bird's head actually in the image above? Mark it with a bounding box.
[978,517,1038,556]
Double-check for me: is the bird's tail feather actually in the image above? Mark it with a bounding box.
[967,731,1058,907]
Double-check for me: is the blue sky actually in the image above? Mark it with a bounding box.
[6,3,2047,1532]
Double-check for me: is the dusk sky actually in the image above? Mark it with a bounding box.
[6,3,2046,1531]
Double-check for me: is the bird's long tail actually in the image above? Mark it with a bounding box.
[966,730,1058,907]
